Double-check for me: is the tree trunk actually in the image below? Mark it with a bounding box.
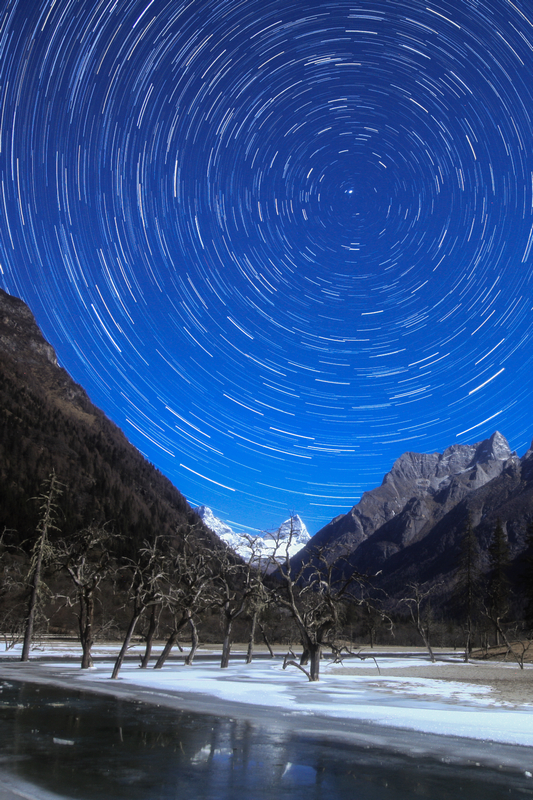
[417,623,435,663]
[80,591,95,669]
[21,547,45,662]
[221,618,232,668]
[112,611,142,679]
[140,605,158,668]
[259,623,274,658]
[21,474,59,662]
[300,646,309,666]
[154,628,180,669]
[308,643,321,682]
[184,617,199,666]
[246,610,258,664]
[464,617,472,663]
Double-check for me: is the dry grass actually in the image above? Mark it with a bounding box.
[472,640,533,664]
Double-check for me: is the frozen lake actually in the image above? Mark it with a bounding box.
[1,679,533,799]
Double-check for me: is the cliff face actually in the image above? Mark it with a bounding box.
[0,288,94,423]
[300,431,518,567]
[290,429,533,597]
[367,447,533,595]
[0,289,58,367]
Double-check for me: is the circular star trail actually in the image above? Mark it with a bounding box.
[1,0,532,534]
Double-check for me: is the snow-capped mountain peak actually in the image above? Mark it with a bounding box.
[277,514,309,544]
[196,507,310,565]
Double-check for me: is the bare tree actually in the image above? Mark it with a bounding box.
[154,527,216,669]
[245,580,271,664]
[399,582,440,662]
[482,618,533,669]
[111,538,166,679]
[269,525,368,681]
[212,541,261,669]
[345,585,392,650]
[21,473,62,662]
[59,525,117,668]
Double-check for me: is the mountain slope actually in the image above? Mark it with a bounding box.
[292,431,531,597]
[295,432,517,565]
[367,447,533,595]
[0,288,215,549]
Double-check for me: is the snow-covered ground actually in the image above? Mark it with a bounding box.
[3,642,533,750]
[77,658,533,747]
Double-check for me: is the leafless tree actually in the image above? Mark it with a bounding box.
[213,532,273,666]
[479,602,533,670]
[213,541,261,669]
[154,527,216,669]
[245,579,271,664]
[58,525,118,668]
[21,473,63,662]
[111,538,167,679]
[269,524,369,681]
[399,582,440,662]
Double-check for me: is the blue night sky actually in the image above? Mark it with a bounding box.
[0,0,532,535]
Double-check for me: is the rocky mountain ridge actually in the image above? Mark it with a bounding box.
[0,289,58,367]
[294,430,532,597]
[299,431,517,561]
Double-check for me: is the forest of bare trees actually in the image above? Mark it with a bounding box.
[2,477,533,679]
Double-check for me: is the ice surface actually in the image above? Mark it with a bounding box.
[68,655,533,748]
[4,641,533,749]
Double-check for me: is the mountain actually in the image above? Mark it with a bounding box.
[0,288,216,550]
[368,444,533,595]
[293,432,532,597]
[196,506,310,564]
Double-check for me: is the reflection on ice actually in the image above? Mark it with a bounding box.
[192,744,234,764]
[281,762,317,784]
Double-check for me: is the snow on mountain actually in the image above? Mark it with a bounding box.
[196,506,310,565]
[196,506,236,540]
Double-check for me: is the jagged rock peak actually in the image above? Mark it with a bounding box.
[277,514,309,541]
[522,439,533,462]
[386,431,513,486]
[469,430,514,462]
[299,431,519,565]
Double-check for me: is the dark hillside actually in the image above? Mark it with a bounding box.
[0,288,216,551]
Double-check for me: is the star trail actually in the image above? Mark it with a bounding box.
[1,0,532,535]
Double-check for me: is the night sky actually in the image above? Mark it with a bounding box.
[1,0,532,536]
